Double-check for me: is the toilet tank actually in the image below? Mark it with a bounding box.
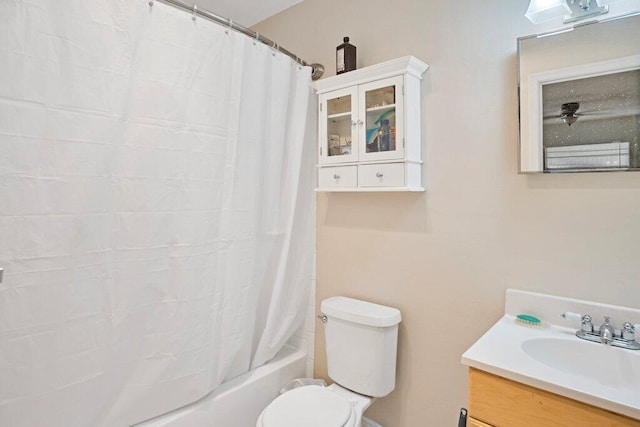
[321,296,401,397]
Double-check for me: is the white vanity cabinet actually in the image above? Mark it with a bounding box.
[311,56,429,192]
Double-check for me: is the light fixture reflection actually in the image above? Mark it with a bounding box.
[525,0,571,24]
[525,0,609,24]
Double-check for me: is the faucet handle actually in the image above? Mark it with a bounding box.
[622,322,637,341]
[561,312,593,332]
[561,312,582,322]
[581,314,594,332]
[600,316,612,329]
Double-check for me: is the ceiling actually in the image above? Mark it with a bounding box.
[195,0,303,27]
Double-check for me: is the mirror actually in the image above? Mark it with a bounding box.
[518,14,640,173]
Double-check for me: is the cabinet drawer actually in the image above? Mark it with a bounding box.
[358,163,405,187]
[319,166,357,189]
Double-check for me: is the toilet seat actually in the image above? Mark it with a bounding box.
[258,385,356,427]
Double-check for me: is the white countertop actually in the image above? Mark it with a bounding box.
[461,290,640,420]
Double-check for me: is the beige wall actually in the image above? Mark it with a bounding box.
[254,2,640,426]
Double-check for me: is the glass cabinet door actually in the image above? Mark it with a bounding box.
[319,87,358,164]
[359,76,404,161]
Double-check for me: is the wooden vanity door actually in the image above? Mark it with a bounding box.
[468,368,640,427]
[467,417,494,427]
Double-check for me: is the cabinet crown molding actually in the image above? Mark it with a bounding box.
[311,56,429,94]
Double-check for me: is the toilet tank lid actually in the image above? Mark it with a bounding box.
[321,297,401,327]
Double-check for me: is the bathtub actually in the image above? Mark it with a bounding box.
[135,346,307,427]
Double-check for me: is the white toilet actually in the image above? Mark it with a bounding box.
[256,296,402,427]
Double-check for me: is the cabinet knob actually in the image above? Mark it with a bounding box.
[376,172,384,178]
[357,120,364,126]
[351,120,357,127]
[334,174,340,180]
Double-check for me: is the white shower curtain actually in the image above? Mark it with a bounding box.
[0,1,315,426]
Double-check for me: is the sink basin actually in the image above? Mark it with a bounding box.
[522,337,640,390]
[461,290,640,420]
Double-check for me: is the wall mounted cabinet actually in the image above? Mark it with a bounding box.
[311,56,429,192]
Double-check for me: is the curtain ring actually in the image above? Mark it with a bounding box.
[148,0,154,7]
[225,18,232,34]
[253,32,259,46]
[192,4,197,21]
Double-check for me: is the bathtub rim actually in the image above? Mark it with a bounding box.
[133,345,306,426]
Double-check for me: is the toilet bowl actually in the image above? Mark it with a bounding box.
[257,296,401,427]
[256,384,372,427]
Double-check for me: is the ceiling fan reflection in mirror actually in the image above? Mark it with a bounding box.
[559,102,580,126]
[544,101,611,126]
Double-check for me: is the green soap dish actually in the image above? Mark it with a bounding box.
[517,314,540,324]
[515,314,548,328]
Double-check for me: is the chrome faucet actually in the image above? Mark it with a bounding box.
[599,316,615,345]
[562,312,640,350]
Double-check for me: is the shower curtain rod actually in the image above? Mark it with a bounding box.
[154,0,325,80]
